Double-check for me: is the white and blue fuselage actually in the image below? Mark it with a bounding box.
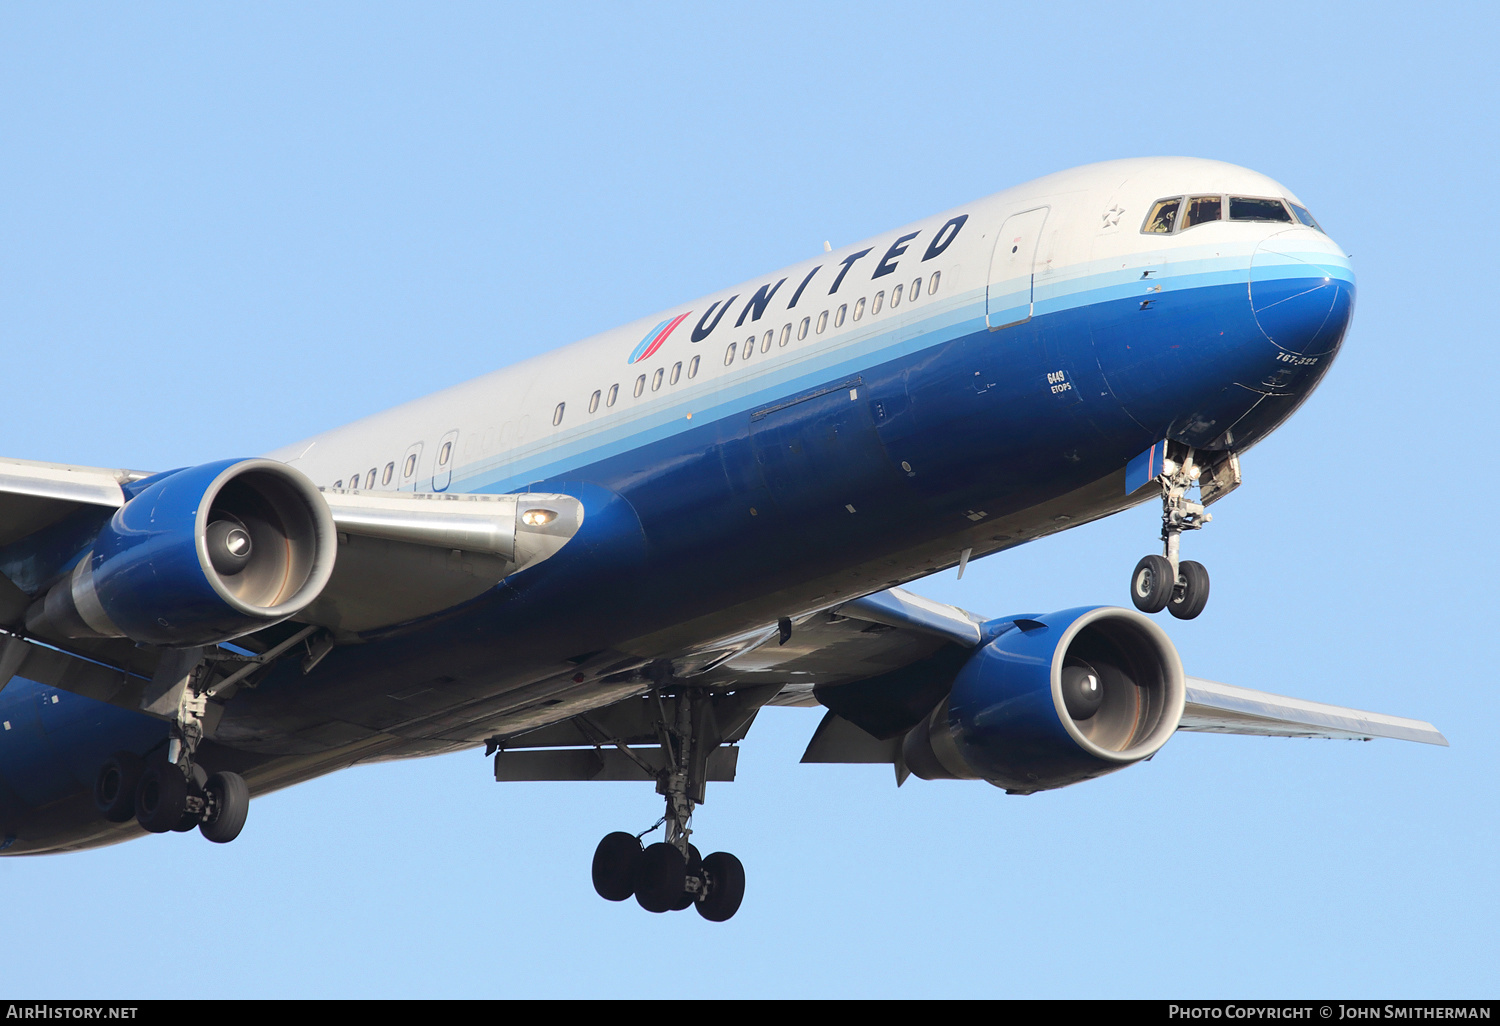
[0,157,1355,853]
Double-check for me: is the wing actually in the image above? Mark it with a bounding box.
[1179,677,1447,745]
[789,588,1447,758]
[0,458,583,718]
[614,585,1445,766]
[486,581,1443,789]
[0,457,581,642]
[479,591,983,781]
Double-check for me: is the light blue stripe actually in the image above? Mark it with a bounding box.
[448,257,1348,495]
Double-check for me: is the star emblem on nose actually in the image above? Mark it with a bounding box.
[1103,205,1124,228]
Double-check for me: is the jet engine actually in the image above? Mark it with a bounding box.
[27,458,335,647]
[900,606,1185,792]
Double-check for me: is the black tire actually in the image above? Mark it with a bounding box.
[696,851,746,922]
[172,765,210,832]
[635,842,686,914]
[200,771,250,844]
[94,752,143,823]
[592,832,642,901]
[135,761,188,834]
[1131,555,1173,613]
[669,844,702,912]
[1168,560,1210,620]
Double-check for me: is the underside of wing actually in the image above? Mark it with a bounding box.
[675,607,954,708]
[0,459,588,732]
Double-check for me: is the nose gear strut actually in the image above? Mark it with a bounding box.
[1129,444,1235,620]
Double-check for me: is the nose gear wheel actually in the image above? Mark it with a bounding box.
[1129,444,1217,620]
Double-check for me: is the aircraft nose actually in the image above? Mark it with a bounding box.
[1248,231,1355,358]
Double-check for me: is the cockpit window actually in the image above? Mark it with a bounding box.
[1229,196,1293,223]
[1142,197,1181,234]
[1290,203,1322,232]
[1183,195,1222,229]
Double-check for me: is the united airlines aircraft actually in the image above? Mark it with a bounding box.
[0,157,1443,921]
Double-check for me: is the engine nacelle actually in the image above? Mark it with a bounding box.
[27,458,335,647]
[901,606,1185,793]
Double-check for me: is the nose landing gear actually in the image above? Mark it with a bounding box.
[1130,446,1238,620]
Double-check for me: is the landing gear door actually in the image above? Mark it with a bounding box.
[986,206,1050,330]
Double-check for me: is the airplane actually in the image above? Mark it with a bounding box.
[0,156,1444,922]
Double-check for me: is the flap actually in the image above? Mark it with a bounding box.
[800,710,901,763]
[494,746,739,782]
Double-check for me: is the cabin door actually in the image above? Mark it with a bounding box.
[986,206,1050,330]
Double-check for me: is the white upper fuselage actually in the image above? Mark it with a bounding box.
[269,157,1349,498]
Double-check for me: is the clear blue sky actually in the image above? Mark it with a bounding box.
[1,1,1495,998]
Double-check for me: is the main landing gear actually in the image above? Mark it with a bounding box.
[592,831,746,922]
[589,687,748,921]
[1130,446,1222,620]
[93,649,250,843]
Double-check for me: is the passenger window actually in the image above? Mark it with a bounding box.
[816,310,828,334]
[1229,196,1292,222]
[835,304,847,328]
[853,298,865,321]
[910,276,922,300]
[928,271,940,294]
[891,283,903,307]
[760,330,772,353]
[742,336,755,361]
[403,453,417,478]
[779,323,791,347]
[798,316,810,340]
[382,462,395,486]
[651,368,664,391]
[688,355,700,378]
[1183,195,1222,228]
[1143,197,1182,233]
[365,469,376,490]
[724,342,736,366]
[607,384,619,407]
[552,402,565,426]
[670,361,681,385]
[1290,203,1322,231]
[439,441,452,465]
[588,389,601,413]
[634,375,646,397]
[872,291,884,314]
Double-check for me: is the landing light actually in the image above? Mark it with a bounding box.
[521,508,557,527]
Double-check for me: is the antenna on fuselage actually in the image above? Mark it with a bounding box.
[823,241,832,252]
